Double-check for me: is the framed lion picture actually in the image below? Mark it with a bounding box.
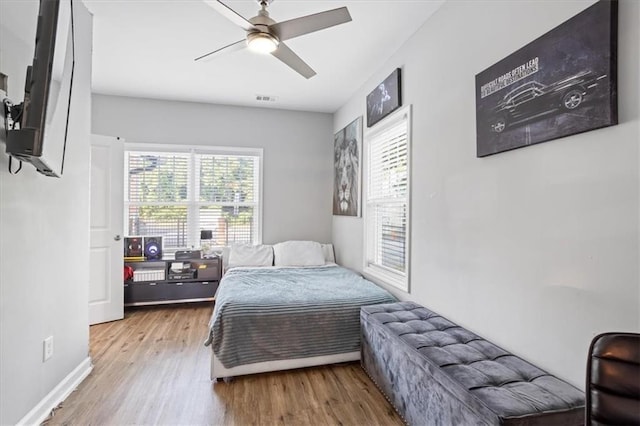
[333,117,362,217]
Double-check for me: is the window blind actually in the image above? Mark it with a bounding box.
[125,149,261,250]
[365,108,410,287]
[196,154,259,246]
[126,153,190,248]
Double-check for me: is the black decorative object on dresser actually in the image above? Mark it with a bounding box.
[124,256,221,306]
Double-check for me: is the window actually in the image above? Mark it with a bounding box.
[364,105,411,291]
[124,146,262,250]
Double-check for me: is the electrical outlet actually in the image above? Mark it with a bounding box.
[43,336,54,362]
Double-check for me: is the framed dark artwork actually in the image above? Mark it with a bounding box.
[367,68,402,128]
[333,117,362,217]
[475,0,618,157]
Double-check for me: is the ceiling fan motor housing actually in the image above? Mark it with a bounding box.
[249,8,276,33]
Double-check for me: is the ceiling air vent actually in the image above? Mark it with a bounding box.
[256,95,277,102]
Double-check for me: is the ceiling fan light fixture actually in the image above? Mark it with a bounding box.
[247,32,279,54]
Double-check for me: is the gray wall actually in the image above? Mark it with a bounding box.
[0,2,92,424]
[92,95,333,245]
[334,0,639,388]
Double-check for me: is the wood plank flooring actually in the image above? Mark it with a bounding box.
[46,303,403,425]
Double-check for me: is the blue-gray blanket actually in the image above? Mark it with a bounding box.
[205,266,397,368]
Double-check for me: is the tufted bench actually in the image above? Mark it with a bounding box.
[361,301,585,425]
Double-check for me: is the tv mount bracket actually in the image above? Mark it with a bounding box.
[3,98,21,133]
[2,97,25,174]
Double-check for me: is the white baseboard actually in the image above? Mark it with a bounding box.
[17,357,93,426]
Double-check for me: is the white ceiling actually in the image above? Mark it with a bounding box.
[85,0,444,113]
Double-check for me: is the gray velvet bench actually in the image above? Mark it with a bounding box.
[361,301,585,425]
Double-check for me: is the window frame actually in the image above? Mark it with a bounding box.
[124,143,263,251]
[362,105,412,292]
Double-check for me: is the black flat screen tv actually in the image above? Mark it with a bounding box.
[5,0,75,177]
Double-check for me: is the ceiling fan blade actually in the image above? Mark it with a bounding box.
[203,0,256,32]
[270,7,352,41]
[271,42,316,79]
[194,39,245,62]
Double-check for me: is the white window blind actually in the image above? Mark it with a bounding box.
[196,153,259,246]
[125,147,261,250]
[365,106,410,290]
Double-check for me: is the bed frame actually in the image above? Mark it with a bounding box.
[210,349,360,381]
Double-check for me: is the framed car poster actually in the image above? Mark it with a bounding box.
[475,0,618,157]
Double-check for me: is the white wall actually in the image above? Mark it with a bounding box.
[334,0,639,388]
[92,95,333,245]
[0,2,93,424]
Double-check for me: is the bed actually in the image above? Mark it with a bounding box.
[204,242,397,380]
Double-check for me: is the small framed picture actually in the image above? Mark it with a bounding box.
[366,68,402,128]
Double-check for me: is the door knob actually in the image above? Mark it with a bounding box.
[114,235,122,241]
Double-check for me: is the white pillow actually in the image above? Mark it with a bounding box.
[274,241,325,267]
[321,243,335,263]
[227,244,273,268]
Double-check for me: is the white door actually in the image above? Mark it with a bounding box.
[89,134,124,325]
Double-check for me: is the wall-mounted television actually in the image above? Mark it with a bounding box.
[4,0,75,177]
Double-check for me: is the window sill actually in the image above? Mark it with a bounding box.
[363,265,408,293]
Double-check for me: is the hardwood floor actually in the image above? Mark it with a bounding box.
[47,303,403,425]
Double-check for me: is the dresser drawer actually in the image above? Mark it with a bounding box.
[165,281,218,300]
[124,282,166,304]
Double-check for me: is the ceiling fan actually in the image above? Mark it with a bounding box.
[196,0,352,79]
